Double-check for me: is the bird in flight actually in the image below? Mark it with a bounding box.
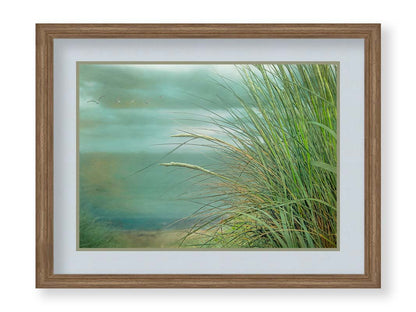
[87,95,105,105]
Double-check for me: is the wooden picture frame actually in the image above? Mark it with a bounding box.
[36,23,381,288]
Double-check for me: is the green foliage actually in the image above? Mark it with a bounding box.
[163,64,338,248]
[79,210,122,248]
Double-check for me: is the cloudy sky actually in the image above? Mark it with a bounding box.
[78,64,247,154]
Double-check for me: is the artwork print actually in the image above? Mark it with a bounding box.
[78,63,338,249]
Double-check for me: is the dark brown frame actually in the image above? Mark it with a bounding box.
[36,24,381,288]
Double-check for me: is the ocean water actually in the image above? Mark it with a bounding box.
[79,151,215,231]
[77,64,247,245]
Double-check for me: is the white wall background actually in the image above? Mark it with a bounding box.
[0,0,411,311]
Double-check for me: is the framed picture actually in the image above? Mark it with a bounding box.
[36,24,381,288]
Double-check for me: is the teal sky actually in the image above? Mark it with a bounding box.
[78,64,246,153]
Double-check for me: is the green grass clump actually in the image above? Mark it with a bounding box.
[79,210,123,248]
[162,64,337,248]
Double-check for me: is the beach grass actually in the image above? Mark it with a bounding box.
[162,64,338,248]
[79,210,125,248]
